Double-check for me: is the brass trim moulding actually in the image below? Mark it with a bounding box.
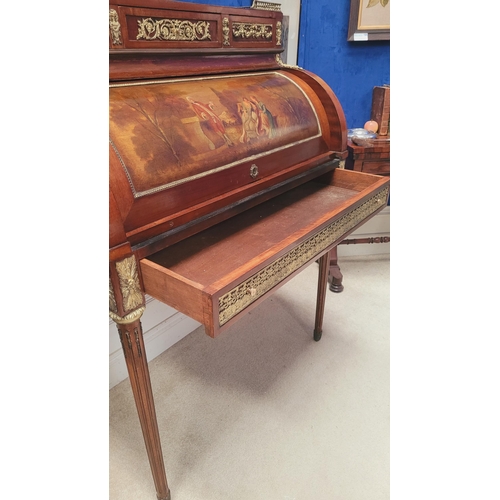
[275,54,300,70]
[110,306,146,325]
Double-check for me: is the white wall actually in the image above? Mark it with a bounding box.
[109,298,200,389]
[277,0,301,65]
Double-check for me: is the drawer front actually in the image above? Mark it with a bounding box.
[218,186,389,326]
[361,160,390,175]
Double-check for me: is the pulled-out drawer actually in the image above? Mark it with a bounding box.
[140,169,389,338]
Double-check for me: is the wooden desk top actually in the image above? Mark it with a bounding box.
[347,138,390,155]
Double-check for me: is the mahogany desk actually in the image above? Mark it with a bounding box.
[109,1,390,498]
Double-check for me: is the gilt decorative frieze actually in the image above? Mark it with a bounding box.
[218,187,389,326]
[251,1,282,11]
[136,18,211,41]
[232,22,273,40]
[109,9,122,45]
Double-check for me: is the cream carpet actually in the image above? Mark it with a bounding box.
[110,254,390,500]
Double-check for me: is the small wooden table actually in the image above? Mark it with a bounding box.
[329,138,390,292]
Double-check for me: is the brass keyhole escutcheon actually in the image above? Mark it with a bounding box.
[250,164,258,179]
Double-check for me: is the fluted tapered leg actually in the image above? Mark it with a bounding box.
[116,319,171,500]
[110,255,170,500]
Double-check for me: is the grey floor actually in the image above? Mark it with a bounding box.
[109,254,390,500]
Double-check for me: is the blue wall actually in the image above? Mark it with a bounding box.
[298,0,389,129]
[180,0,389,129]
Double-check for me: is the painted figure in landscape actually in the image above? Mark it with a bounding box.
[109,73,320,197]
[237,96,276,143]
[186,97,234,149]
[250,95,276,138]
[237,97,259,143]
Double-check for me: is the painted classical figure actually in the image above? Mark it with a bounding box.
[237,97,260,143]
[187,97,234,149]
[250,95,276,138]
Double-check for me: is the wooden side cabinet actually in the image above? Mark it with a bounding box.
[328,138,390,292]
[345,138,390,176]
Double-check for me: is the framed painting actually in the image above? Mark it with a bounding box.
[347,0,390,42]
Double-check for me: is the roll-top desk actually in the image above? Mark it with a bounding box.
[109,1,390,498]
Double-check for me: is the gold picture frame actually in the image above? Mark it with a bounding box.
[347,0,390,42]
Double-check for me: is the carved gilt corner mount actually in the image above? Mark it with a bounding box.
[109,9,123,45]
[109,256,146,324]
[275,54,300,70]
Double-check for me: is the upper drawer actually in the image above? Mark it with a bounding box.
[140,169,389,338]
[109,3,282,50]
